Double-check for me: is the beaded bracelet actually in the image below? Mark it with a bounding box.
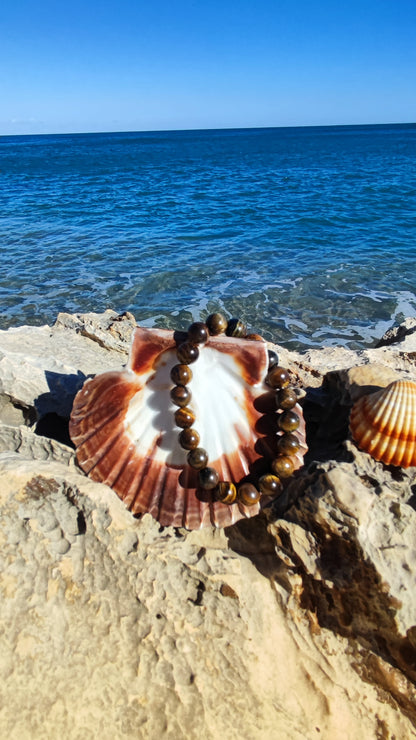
[169,312,301,507]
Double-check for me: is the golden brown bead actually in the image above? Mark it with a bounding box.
[258,474,282,496]
[271,455,295,478]
[188,322,209,344]
[277,433,300,456]
[174,406,196,428]
[226,318,246,337]
[238,482,261,506]
[276,387,297,410]
[179,428,200,450]
[215,481,237,504]
[170,363,193,385]
[245,333,263,341]
[170,385,191,407]
[173,316,298,503]
[198,467,220,490]
[187,447,208,470]
[267,366,290,389]
[176,341,199,364]
[206,313,227,335]
[278,410,300,433]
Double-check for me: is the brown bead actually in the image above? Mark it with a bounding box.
[276,387,297,410]
[187,447,208,470]
[267,366,290,389]
[268,349,279,370]
[226,318,246,337]
[174,406,195,428]
[198,467,219,490]
[206,312,227,335]
[188,321,209,344]
[245,333,263,341]
[277,433,300,456]
[258,474,282,496]
[170,385,191,407]
[271,455,295,478]
[278,410,300,433]
[170,363,193,385]
[179,428,200,450]
[238,482,261,506]
[176,342,199,364]
[215,481,237,504]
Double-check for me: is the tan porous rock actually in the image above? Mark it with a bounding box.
[0,312,415,739]
[0,450,415,739]
[54,309,137,355]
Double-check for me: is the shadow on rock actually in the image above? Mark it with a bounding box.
[35,369,90,447]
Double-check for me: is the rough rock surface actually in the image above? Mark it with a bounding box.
[0,312,416,739]
[376,317,416,349]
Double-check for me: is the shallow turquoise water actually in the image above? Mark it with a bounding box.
[1,124,415,349]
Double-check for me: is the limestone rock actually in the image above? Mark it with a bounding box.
[0,423,75,465]
[0,314,129,440]
[273,316,416,391]
[54,309,136,354]
[0,450,415,739]
[269,444,416,723]
[325,363,402,403]
[376,317,416,350]
[1,312,416,738]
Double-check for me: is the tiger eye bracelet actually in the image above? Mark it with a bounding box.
[169,312,301,507]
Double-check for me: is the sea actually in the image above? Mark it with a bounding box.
[1,123,415,350]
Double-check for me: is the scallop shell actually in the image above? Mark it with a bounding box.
[349,379,416,467]
[69,326,307,529]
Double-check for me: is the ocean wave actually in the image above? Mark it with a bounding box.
[1,125,415,349]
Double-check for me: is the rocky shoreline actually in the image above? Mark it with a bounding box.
[0,310,415,739]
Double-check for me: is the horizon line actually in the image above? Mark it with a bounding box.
[1,120,415,138]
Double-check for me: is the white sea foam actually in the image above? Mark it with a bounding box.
[2,126,415,348]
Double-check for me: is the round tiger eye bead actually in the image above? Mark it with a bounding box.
[245,333,263,341]
[170,385,191,407]
[271,455,295,478]
[277,433,300,456]
[278,410,300,433]
[267,366,290,389]
[258,474,282,496]
[198,467,220,490]
[188,321,209,344]
[238,482,261,506]
[176,342,199,364]
[267,349,280,370]
[206,313,228,335]
[170,363,193,385]
[216,481,237,504]
[226,318,246,337]
[187,447,209,470]
[276,387,298,410]
[174,406,195,428]
[179,428,200,450]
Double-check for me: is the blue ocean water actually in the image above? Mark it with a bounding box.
[1,124,415,350]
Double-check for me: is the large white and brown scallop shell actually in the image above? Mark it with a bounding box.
[69,326,307,529]
[349,379,416,467]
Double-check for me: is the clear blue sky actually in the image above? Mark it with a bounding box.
[1,0,415,135]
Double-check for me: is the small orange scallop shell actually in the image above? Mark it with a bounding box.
[349,379,416,467]
[69,326,308,529]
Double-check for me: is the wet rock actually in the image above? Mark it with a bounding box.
[376,317,416,349]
